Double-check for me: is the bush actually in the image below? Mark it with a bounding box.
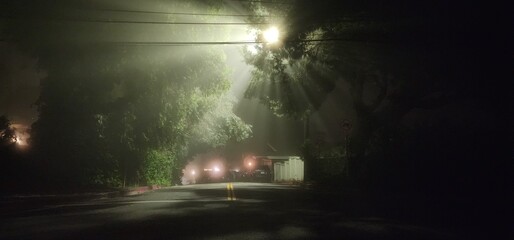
[142,149,174,186]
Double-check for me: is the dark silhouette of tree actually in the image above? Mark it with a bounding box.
[242,1,510,185]
[0,115,16,146]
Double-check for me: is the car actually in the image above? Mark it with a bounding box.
[199,164,226,182]
[239,165,271,182]
[251,166,272,182]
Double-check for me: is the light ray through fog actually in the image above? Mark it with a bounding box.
[224,46,253,100]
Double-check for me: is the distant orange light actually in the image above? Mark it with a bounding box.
[14,136,27,146]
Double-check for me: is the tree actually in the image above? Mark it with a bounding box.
[191,95,252,148]
[3,0,253,187]
[241,0,505,183]
[0,115,16,146]
[25,44,252,186]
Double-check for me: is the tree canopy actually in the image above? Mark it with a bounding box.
[241,0,510,184]
[0,115,16,146]
[3,0,252,187]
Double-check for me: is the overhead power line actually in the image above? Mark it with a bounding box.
[61,18,262,25]
[0,38,366,46]
[226,0,295,4]
[82,7,274,18]
[102,38,361,46]
[112,41,258,46]
[0,16,266,25]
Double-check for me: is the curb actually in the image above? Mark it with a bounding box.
[1,185,163,200]
[122,185,162,196]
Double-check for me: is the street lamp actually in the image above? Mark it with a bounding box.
[263,26,279,44]
[191,170,196,184]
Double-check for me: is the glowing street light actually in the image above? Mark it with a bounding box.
[191,170,196,184]
[263,26,279,44]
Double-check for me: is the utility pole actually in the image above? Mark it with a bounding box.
[304,114,310,141]
[340,119,352,178]
[303,109,312,181]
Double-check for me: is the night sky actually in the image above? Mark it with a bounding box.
[0,43,42,126]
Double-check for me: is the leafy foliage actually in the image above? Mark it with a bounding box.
[192,96,252,147]
[143,149,174,186]
[28,45,251,187]
[5,1,253,187]
[241,1,500,184]
[0,115,16,146]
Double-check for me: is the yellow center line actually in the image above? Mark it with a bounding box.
[226,183,231,200]
[231,183,236,200]
[227,183,236,201]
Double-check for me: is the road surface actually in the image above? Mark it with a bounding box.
[1,182,459,239]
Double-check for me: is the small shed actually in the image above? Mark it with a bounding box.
[258,156,304,182]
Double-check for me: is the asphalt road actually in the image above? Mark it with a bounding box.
[1,182,461,240]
